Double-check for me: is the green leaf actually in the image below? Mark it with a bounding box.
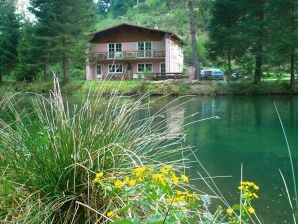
[115,202,133,213]
[113,218,141,224]
[232,204,241,211]
[147,214,166,224]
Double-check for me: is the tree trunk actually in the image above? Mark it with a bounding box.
[290,3,295,90]
[290,51,295,90]
[228,49,232,75]
[187,0,201,80]
[62,57,69,83]
[253,2,264,84]
[254,54,262,84]
[44,64,48,79]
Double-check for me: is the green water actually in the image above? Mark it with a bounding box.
[132,95,297,224]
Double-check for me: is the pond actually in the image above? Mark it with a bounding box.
[5,94,297,223]
[140,95,297,224]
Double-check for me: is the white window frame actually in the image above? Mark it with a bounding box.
[108,64,123,74]
[108,43,122,59]
[160,63,166,73]
[137,41,152,58]
[137,63,153,73]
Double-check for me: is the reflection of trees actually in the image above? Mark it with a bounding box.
[166,107,185,137]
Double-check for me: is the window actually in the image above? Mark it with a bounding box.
[137,42,152,58]
[160,63,166,74]
[108,43,122,59]
[109,64,123,73]
[138,64,152,73]
[96,65,101,75]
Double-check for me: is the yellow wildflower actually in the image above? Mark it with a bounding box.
[253,193,259,199]
[107,211,114,217]
[114,180,123,189]
[160,167,169,175]
[176,190,183,195]
[177,195,185,202]
[195,195,201,201]
[152,173,163,180]
[171,172,179,183]
[238,186,244,190]
[181,174,189,183]
[93,172,104,183]
[248,207,255,214]
[134,166,147,178]
[226,208,233,216]
[152,173,166,185]
[129,179,136,187]
[164,165,173,170]
[253,184,260,190]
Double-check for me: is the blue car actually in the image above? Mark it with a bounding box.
[201,69,225,80]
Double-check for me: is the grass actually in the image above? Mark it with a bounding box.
[1,79,298,96]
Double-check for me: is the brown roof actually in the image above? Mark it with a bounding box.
[90,23,183,43]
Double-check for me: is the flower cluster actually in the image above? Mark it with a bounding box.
[92,165,200,223]
[226,180,260,223]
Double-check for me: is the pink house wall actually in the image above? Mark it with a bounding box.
[93,41,165,53]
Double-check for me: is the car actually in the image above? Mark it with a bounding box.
[231,72,241,80]
[201,69,225,80]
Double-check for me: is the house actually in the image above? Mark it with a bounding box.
[86,23,184,80]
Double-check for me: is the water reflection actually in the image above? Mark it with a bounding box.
[166,107,184,137]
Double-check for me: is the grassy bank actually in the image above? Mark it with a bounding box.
[0,79,298,96]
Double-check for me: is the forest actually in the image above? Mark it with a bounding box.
[0,0,297,88]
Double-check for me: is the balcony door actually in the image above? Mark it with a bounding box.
[138,42,152,58]
[108,43,122,59]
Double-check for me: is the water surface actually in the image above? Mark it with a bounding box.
[65,95,298,223]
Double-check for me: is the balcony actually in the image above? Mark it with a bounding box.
[93,50,166,61]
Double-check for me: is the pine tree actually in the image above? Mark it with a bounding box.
[0,0,20,82]
[30,0,98,82]
[208,0,245,74]
[268,0,298,89]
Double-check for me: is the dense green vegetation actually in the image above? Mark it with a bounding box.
[0,0,296,91]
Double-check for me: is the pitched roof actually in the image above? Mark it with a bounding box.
[90,23,183,43]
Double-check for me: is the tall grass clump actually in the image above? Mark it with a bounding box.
[0,77,203,223]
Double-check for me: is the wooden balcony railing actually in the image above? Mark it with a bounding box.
[93,50,166,61]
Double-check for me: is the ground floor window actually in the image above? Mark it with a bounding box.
[160,63,166,74]
[109,64,123,73]
[96,65,101,75]
[137,64,152,73]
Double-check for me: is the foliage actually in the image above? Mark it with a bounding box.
[227,181,260,223]
[29,0,98,82]
[0,0,20,81]
[0,78,195,222]
[92,165,201,223]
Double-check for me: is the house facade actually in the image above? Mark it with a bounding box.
[86,23,184,80]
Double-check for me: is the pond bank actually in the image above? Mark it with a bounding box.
[1,80,298,96]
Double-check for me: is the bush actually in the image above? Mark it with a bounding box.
[0,78,194,223]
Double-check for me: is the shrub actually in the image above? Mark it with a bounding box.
[0,78,193,223]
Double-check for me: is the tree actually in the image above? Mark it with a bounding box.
[0,0,20,82]
[14,21,41,81]
[30,0,98,82]
[268,0,298,89]
[208,0,245,74]
[187,0,201,79]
